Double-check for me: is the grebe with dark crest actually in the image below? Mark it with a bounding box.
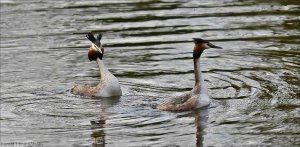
[71,33,122,97]
[157,38,222,111]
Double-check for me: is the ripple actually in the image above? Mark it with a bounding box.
[1,0,300,146]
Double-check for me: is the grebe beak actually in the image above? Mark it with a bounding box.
[207,42,222,49]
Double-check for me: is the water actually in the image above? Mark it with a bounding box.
[1,0,299,146]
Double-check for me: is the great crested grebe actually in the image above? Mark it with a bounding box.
[71,33,122,97]
[157,38,222,111]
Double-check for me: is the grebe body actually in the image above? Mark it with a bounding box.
[157,38,222,111]
[71,33,122,97]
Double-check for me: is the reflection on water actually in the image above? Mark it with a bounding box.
[195,109,209,147]
[1,0,300,146]
[91,118,106,147]
[90,97,119,147]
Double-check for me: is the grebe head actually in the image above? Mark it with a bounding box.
[193,38,222,50]
[86,33,104,61]
[192,38,222,59]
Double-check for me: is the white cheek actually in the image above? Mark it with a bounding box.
[92,44,97,50]
[92,43,102,53]
[204,44,210,49]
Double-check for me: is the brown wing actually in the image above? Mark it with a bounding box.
[157,91,201,111]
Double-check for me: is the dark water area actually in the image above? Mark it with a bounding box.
[1,0,300,146]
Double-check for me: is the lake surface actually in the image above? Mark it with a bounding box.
[1,0,299,146]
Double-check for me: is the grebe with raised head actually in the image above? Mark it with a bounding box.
[157,38,222,111]
[71,33,122,97]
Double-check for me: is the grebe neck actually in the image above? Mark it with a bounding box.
[193,53,203,86]
[193,52,210,106]
[96,58,110,80]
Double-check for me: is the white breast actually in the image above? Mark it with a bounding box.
[197,79,210,108]
[97,71,122,97]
